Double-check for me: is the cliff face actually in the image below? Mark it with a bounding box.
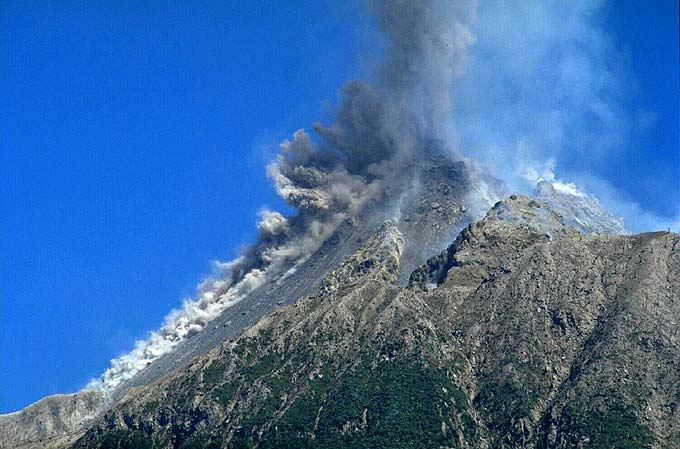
[68,196,679,449]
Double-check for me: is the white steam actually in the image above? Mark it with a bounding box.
[450,0,678,230]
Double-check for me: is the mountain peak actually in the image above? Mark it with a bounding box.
[66,203,679,449]
[409,194,574,291]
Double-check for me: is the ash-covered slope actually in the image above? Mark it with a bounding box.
[69,197,680,449]
[114,151,483,398]
[535,180,628,235]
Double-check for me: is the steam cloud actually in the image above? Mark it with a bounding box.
[87,0,478,392]
[450,0,679,231]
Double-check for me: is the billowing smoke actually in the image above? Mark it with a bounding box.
[87,0,675,392]
[87,0,478,392]
[312,0,476,171]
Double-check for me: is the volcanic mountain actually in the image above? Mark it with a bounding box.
[2,0,677,446]
[3,157,678,448]
[0,151,490,448]
[65,193,680,449]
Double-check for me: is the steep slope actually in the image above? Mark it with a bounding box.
[72,221,477,449]
[115,152,480,397]
[534,180,627,235]
[69,197,679,449]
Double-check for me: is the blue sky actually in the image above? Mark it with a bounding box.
[1,1,677,412]
[602,0,680,218]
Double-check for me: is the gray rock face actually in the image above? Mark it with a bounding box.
[0,391,110,449]
[319,221,404,294]
[409,194,573,291]
[67,196,680,449]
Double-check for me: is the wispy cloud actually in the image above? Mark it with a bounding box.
[450,0,678,230]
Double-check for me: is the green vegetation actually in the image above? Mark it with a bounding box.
[265,370,293,395]
[247,351,472,449]
[210,380,240,407]
[554,404,653,449]
[474,378,539,442]
[88,430,152,449]
[177,434,223,449]
[202,360,226,387]
[244,353,278,382]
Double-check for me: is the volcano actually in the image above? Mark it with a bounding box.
[4,153,678,448]
[2,0,677,447]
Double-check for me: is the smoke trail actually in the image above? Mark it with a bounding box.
[313,0,477,170]
[87,0,479,392]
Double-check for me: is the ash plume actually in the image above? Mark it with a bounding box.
[87,0,479,392]
[80,0,673,396]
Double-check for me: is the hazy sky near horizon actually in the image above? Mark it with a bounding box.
[1,0,678,412]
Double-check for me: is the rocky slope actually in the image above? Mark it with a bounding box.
[534,180,628,235]
[67,196,679,449]
[0,391,109,449]
[112,152,481,398]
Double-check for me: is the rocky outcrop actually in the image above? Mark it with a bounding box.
[0,390,109,449]
[319,221,403,293]
[68,197,679,449]
[409,194,574,292]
